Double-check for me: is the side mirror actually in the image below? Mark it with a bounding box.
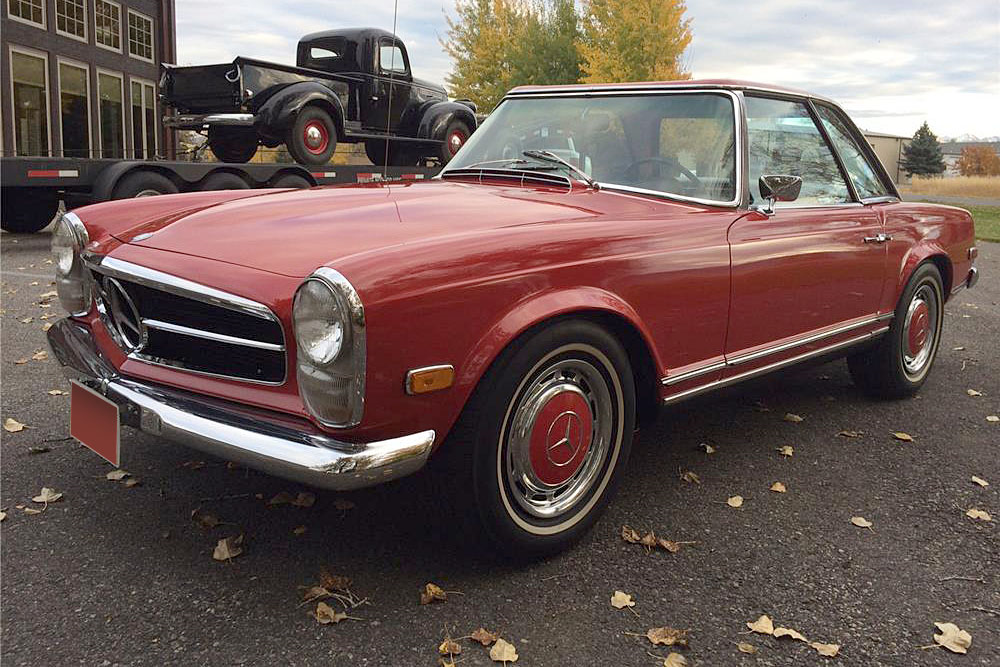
[757,174,802,215]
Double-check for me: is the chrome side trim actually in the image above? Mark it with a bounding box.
[727,314,892,367]
[142,318,285,352]
[663,327,890,405]
[661,361,727,386]
[163,113,256,129]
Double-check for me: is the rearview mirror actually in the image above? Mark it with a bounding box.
[757,174,802,215]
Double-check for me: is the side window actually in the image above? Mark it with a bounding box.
[816,105,889,200]
[379,43,407,74]
[745,96,849,206]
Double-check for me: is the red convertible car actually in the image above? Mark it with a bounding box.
[49,80,978,557]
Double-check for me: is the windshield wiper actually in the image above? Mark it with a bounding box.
[455,157,558,171]
[522,150,599,190]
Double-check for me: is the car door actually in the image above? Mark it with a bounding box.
[363,38,412,132]
[724,95,887,372]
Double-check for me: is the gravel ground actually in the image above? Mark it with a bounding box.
[1,230,997,666]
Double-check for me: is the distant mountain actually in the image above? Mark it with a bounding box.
[940,134,1000,143]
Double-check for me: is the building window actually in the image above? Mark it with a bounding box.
[95,0,122,52]
[55,0,87,41]
[127,10,154,62]
[98,71,124,158]
[131,79,157,159]
[10,48,50,156]
[7,0,45,28]
[59,61,90,157]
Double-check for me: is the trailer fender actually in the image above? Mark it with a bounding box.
[254,82,345,139]
[416,101,477,143]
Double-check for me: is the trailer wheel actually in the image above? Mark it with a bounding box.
[1,189,59,233]
[208,126,259,163]
[111,171,179,199]
[271,174,312,189]
[198,172,250,191]
[287,106,337,165]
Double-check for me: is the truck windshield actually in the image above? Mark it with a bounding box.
[446,92,738,204]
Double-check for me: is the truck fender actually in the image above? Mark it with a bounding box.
[416,101,477,142]
[254,82,345,137]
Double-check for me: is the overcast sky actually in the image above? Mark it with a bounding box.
[176,0,1000,139]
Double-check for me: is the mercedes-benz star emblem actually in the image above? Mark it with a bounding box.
[545,410,583,467]
[104,277,146,352]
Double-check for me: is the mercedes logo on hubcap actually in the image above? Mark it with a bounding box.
[545,410,584,467]
[104,277,146,352]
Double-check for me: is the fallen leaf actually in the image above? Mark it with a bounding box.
[837,430,864,438]
[933,622,972,654]
[699,443,716,454]
[38,290,58,300]
[181,460,206,470]
[971,475,988,487]
[124,478,141,488]
[313,601,347,625]
[32,350,48,361]
[302,586,331,603]
[14,358,29,365]
[811,642,840,657]
[640,531,658,550]
[965,508,992,522]
[23,507,43,515]
[610,590,635,609]
[191,509,221,529]
[783,413,804,422]
[737,642,757,654]
[333,498,355,511]
[680,470,701,484]
[47,389,67,396]
[770,482,787,493]
[28,446,51,455]
[663,653,688,667]
[420,582,447,605]
[952,346,965,351]
[727,495,744,508]
[987,415,999,423]
[293,525,307,535]
[489,637,518,663]
[892,432,913,442]
[106,469,130,481]
[292,492,316,508]
[774,627,808,642]
[657,538,695,553]
[20,317,33,323]
[41,323,53,332]
[646,626,688,647]
[747,615,774,635]
[318,570,351,592]
[966,389,983,397]
[268,491,294,506]
[438,639,462,655]
[621,525,641,543]
[471,627,499,646]
[32,487,63,504]
[850,516,873,529]
[212,535,244,561]
[777,445,794,457]
[0,511,6,522]
[3,417,27,433]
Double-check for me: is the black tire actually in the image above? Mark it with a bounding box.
[434,319,636,560]
[364,139,418,167]
[111,171,179,199]
[848,262,944,399]
[438,119,471,164]
[287,106,337,165]
[208,126,259,163]
[197,172,250,191]
[271,173,312,189]
[1,190,59,233]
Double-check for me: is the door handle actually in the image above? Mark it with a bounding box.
[864,233,892,244]
[370,95,379,102]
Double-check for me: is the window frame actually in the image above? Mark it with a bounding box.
[96,67,125,159]
[56,56,92,158]
[94,0,123,54]
[126,8,155,64]
[129,75,157,159]
[8,44,52,157]
[6,0,46,30]
[377,38,409,77]
[54,0,88,43]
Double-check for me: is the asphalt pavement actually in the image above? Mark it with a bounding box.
[2,230,997,666]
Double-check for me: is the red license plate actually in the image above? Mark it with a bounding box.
[71,380,120,467]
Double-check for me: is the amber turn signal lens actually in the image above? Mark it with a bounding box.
[406,365,454,395]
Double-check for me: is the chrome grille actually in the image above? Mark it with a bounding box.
[89,257,286,384]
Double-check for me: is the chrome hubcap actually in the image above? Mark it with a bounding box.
[448,132,464,154]
[902,284,937,377]
[305,125,324,149]
[505,358,613,519]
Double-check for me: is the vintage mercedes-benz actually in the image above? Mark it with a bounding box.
[50,80,978,557]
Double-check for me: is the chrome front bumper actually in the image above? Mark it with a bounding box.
[163,113,256,129]
[47,319,434,490]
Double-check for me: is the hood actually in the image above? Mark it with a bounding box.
[411,76,447,97]
[114,180,604,277]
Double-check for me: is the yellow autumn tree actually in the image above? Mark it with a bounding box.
[578,0,692,83]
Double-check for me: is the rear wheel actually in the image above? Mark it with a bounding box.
[208,126,259,163]
[287,107,337,165]
[1,189,59,233]
[364,139,418,167]
[848,262,944,398]
[435,320,635,559]
[111,171,179,199]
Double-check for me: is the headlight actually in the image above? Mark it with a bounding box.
[52,212,92,316]
[293,268,366,427]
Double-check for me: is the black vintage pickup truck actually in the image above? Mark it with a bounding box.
[161,28,477,166]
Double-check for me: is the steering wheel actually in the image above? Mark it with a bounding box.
[623,156,701,187]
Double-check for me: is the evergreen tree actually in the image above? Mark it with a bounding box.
[901,122,946,176]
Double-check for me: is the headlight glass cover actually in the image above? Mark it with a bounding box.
[51,212,92,316]
[293,279,345,365]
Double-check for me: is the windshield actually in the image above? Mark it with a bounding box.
[446,92,738,204]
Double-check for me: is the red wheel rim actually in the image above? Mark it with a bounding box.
[447,130,466,156]
[303,120,330,155]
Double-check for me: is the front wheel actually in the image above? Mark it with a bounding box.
[287,107,337,165]
[848,262,944,398]
[437,120,471,164]
[436,320,635,559]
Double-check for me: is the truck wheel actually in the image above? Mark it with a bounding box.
[1,190,59,233]
[208,126,259,163]
[438,120,471,164]
[112,171,179,199]
[287,107,337,166]
[198,172,250,191]
[271,174,312,189]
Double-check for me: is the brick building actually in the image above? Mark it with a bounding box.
[2,0,176,159]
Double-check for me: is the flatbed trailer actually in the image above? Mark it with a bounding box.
[1,157,440,233]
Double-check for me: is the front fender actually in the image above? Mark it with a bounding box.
[416,101,477,141]
[254,82,345,137]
